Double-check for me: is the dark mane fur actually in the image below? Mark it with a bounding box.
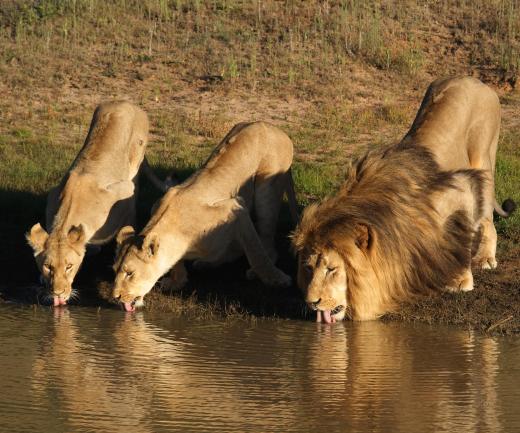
[293,144,485,318]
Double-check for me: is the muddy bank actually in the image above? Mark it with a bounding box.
[384,267,520,336]
[100,252,520,335]
[1,249,518,335]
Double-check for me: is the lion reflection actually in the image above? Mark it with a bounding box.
[31,309,152,433]
[31,313,501,432]
[301,322,500,433]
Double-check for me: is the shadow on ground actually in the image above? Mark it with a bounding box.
[0,171,307,320]
[1,179,519,334]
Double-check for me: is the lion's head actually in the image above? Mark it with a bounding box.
[26,223,86,305]
[296,247,348,323]
[293,203,379,323]
[112,226,164,312]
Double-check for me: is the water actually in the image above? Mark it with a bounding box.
[0,303,519,433]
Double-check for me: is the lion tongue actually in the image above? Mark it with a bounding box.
[316,310,333,324]
[53,297,67,307]
[322,310,333,324]
[123,302,135,312]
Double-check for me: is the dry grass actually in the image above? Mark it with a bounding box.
[1,1,520,332]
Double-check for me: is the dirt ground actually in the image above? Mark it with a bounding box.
[1,1,519,334]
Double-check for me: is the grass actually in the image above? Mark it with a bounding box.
[1,1,520,332]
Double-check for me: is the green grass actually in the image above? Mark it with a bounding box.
[1,0,520,100]
[1,1,520,330]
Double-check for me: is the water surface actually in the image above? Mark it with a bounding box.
[0,303,519,433]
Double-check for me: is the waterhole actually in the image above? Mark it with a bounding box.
[0,303,518,433]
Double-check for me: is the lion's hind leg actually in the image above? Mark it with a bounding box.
[472,175,498,270]
[245,173,287,281]
[252,173,286,262]
[473,218,498,270]
[215,197,291,287]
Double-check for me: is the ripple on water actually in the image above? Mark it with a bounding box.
[0,303,519,433]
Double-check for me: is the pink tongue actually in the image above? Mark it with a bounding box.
[322,310,332,324]
[316,310,335,324]
[53,297,67,307]
[123,302,135,312]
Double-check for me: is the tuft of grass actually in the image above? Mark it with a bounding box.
[1,0,520,330]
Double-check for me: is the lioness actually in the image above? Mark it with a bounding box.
[112,121,298,312]
[293,76,516,322]
[26,101,170,307]
[401,76,515,268]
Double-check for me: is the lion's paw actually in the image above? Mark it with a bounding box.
[247,267,292,287]
[480,257,497,270]
[444,277,474,293]
[157,276,186,292]
[459,280,474,292]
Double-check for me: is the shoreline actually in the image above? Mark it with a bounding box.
[2,245,518,335]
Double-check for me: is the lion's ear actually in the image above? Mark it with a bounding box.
[116,226,135,245]
[26,223,49,255]
[354,223,372,251]
[142,233,159,259]
[67,224,86,246]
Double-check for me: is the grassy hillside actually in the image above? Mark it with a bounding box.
[1,1,519,332]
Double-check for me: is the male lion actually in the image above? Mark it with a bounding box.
[112,121,298,312]
[293,76,516,323]
[26,101,170,307]
[292,145,490,322]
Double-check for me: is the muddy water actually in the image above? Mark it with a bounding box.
[0,304,519,433]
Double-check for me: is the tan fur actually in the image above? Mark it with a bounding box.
[293,145,488,321]
[112,121,298,310]
[293,76,513,322]
[401,76,514,269]
[26,101,169,305]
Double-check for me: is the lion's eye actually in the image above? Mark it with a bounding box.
[125,271,134,278]
[43,263,51,272]
[65,264,73,271]
[326,266,337,275]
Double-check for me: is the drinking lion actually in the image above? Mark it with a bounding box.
[26,101,170,307]
[293,77,515,322]
[112,121,298,312]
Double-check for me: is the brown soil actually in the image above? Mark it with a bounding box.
[1,1,519,334]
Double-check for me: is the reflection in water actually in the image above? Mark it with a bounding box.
[0,304,519,433]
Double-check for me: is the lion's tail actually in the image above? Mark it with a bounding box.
[494,198,517,218]
[285,168,299,226]
[141,156,178,193]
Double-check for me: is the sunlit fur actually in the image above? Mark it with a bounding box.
[292,145,487,321]
[400,76,515,268]
[112,122,299,310]
[25,101,168,305]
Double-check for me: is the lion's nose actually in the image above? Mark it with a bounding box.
[308,298,322,310]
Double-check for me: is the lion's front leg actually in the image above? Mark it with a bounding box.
[215,197,292,288]
[444,267,474,293]
[157,260,188,292]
